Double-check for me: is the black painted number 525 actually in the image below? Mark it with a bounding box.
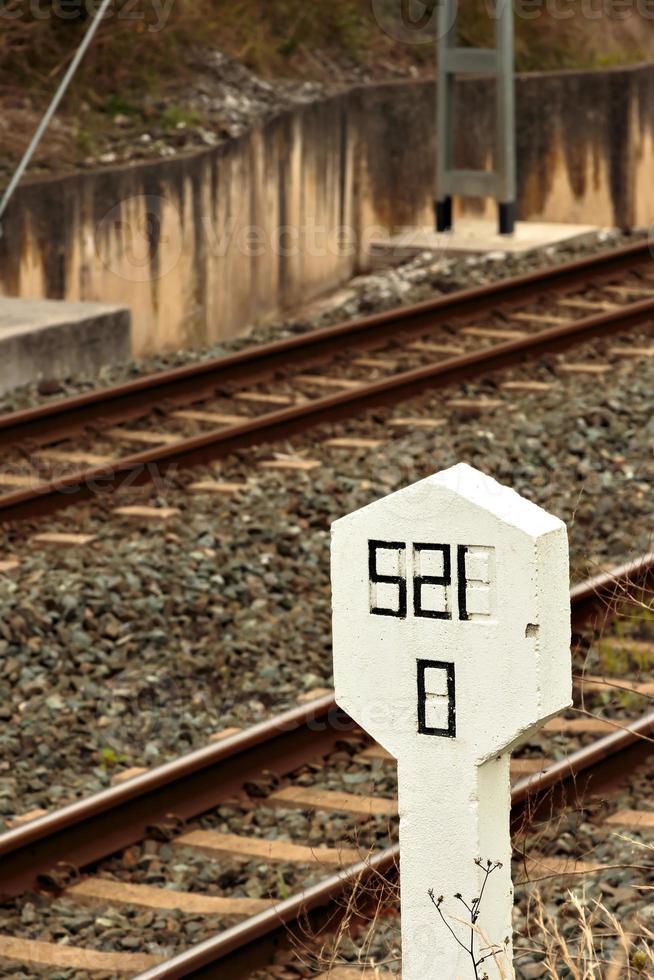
[368,539,470,620]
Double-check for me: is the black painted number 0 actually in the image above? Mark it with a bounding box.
[417,659,456,738]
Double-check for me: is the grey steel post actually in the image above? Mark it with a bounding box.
[495,0,517,233]
[435,0,517,235]
[435,0,457,233]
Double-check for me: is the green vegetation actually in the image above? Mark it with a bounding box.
[75,127,96,154]
[160,104,202,130]
[595,602,653,715]
[102,94,141,118]
[2,0,654,108]
[2,0,653,176]
[458,0,650,72]
[99,745,128,769]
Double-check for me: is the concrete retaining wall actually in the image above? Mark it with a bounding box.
[2,62,654,358]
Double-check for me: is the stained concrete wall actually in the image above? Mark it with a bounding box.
[2,62,654,358]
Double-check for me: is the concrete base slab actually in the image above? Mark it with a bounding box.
[368,220,604,269]
[0,297,131,396]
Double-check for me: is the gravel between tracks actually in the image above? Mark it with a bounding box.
[0,228,636,415]
[0,328,653,817]
[0,739,652,977]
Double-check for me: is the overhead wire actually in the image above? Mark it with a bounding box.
[0,0,114,233]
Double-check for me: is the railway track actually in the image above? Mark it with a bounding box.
[1,240,654,522]
[1,555,652,978]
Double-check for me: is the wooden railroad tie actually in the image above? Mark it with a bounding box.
[518,854,608,881]
[112,506,181,520]
[510,312,569,325]
[188,480,249,494]
[500,381,553,392]
[234,391,295,405]
[408,341,464,355]
[606,809,654,829]
[575,674,654,696]
[543,716,615,733]
[173,409,247,425]
[7,807,48,827]
[107,428,180,446]
[297,688,333,703]
[558,363,611,375]
[461,326,527,340]
[603,284,654,298]
[267,786,398,819]
[353,357,398,370]
[556,298,617,312]
[295,374,363,390]
[325,438,383,449]
[35,449,114,466]
[0,935,161,975]
[174,830,361,867]
[609,346,654,358]
[66,877,273,916]
[447,397,504,411]
[208,726,243,742]
[387,417,447,429]
[31,532,96,546]
[259,458,321,472]
[111,767,148,786]
[0,473,41,488]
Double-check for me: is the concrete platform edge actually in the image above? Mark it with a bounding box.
[368,221,608,270]
[0,298,131,396]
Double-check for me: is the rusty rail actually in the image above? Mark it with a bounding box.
[0,694,348,898]
[569,551,654,629]
[1,238,652,452]
[3,291,654,521]
[134,711,654,980]
[0,552,651,903]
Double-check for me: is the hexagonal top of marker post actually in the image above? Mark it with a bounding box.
[331,462,572,763]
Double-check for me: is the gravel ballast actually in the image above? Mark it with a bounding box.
[0,228,636,416]
[0,326,653,816]
[0,238,653,979]
[0,728,651,978]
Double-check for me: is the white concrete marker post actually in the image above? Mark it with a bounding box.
[331,463,571,980]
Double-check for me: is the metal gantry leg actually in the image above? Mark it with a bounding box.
[435,0,516,236]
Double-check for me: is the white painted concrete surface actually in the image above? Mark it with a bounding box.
[331,463,572,979]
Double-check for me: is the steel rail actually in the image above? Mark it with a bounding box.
[0,553,651,901]
[0,694,349,899]
[134,710,654,980]
[569,551,654,629]
[1,238,652,451]
[3,292,654,522]
[135,846,399,980]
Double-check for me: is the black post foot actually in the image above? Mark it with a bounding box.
[498,201,516,236]
[435,196,453,232]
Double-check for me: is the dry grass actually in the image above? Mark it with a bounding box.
[288,861,654,978]
[522,888,654,978]
[2,0,654,177]
[458,0,652,71]
[3,0,654,105]
[0,0,211,96]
